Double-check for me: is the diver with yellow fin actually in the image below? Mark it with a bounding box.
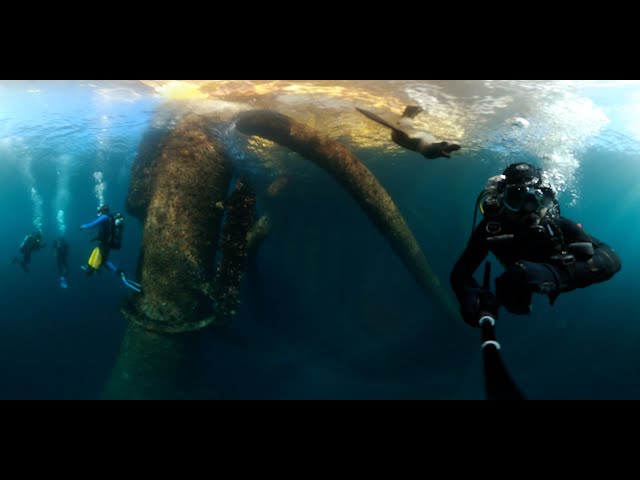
[356,105,461,159]
[80,204,142,293]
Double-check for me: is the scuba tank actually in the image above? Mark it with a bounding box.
[471,174,505,235]
[109,213,124,250]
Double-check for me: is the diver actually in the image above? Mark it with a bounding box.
[79,204,142,293]
[356,104,461,159]
[10,231,46,273]
[53,237,70,289]
[451,162,621,326]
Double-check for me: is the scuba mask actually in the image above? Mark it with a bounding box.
[470,169,558,235]
[502,184,555,213]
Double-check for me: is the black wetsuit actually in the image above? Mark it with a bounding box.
[54,240,69,277]
[12,234,45,272]
[451,215,621,321]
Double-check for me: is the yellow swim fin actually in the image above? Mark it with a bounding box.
[88,247,102,269]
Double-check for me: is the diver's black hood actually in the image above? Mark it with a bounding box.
[502,163,543,185]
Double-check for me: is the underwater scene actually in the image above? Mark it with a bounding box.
[0,79,638,400]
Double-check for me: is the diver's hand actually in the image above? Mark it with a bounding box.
[460,287,498,327]
[460,287,481,326]
[495,261,563,314]
[424,142,461,159]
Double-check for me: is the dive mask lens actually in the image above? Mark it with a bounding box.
[503,184,554,212]
[503,184,527,211]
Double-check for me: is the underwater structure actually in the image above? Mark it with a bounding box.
[234,110,461,323]
[104,108,460,399]
[105,113,259,398]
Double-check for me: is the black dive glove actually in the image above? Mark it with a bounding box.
[495,260,569,314]
[460,286,499,327]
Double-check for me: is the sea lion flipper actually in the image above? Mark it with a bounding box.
[356,107,401,132]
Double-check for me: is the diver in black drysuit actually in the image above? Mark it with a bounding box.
[450,162,621,326]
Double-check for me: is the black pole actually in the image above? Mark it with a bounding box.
[479,262,525,401]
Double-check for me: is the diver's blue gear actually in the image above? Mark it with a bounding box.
[80,214,110,231]
[81,265,97,276]
[60,276,68,289]
[81,213,123,250]
[119,271,142,293]
[82,264,142,292]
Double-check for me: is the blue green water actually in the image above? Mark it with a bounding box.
[0,80,638,399]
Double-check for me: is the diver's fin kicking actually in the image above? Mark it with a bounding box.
[120,272,142,293]
[356,107,404,133]
[81,265,96,276]
[88,247,102,269]
[60,276,68,289]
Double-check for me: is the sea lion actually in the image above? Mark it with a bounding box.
[356,105,461,159]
